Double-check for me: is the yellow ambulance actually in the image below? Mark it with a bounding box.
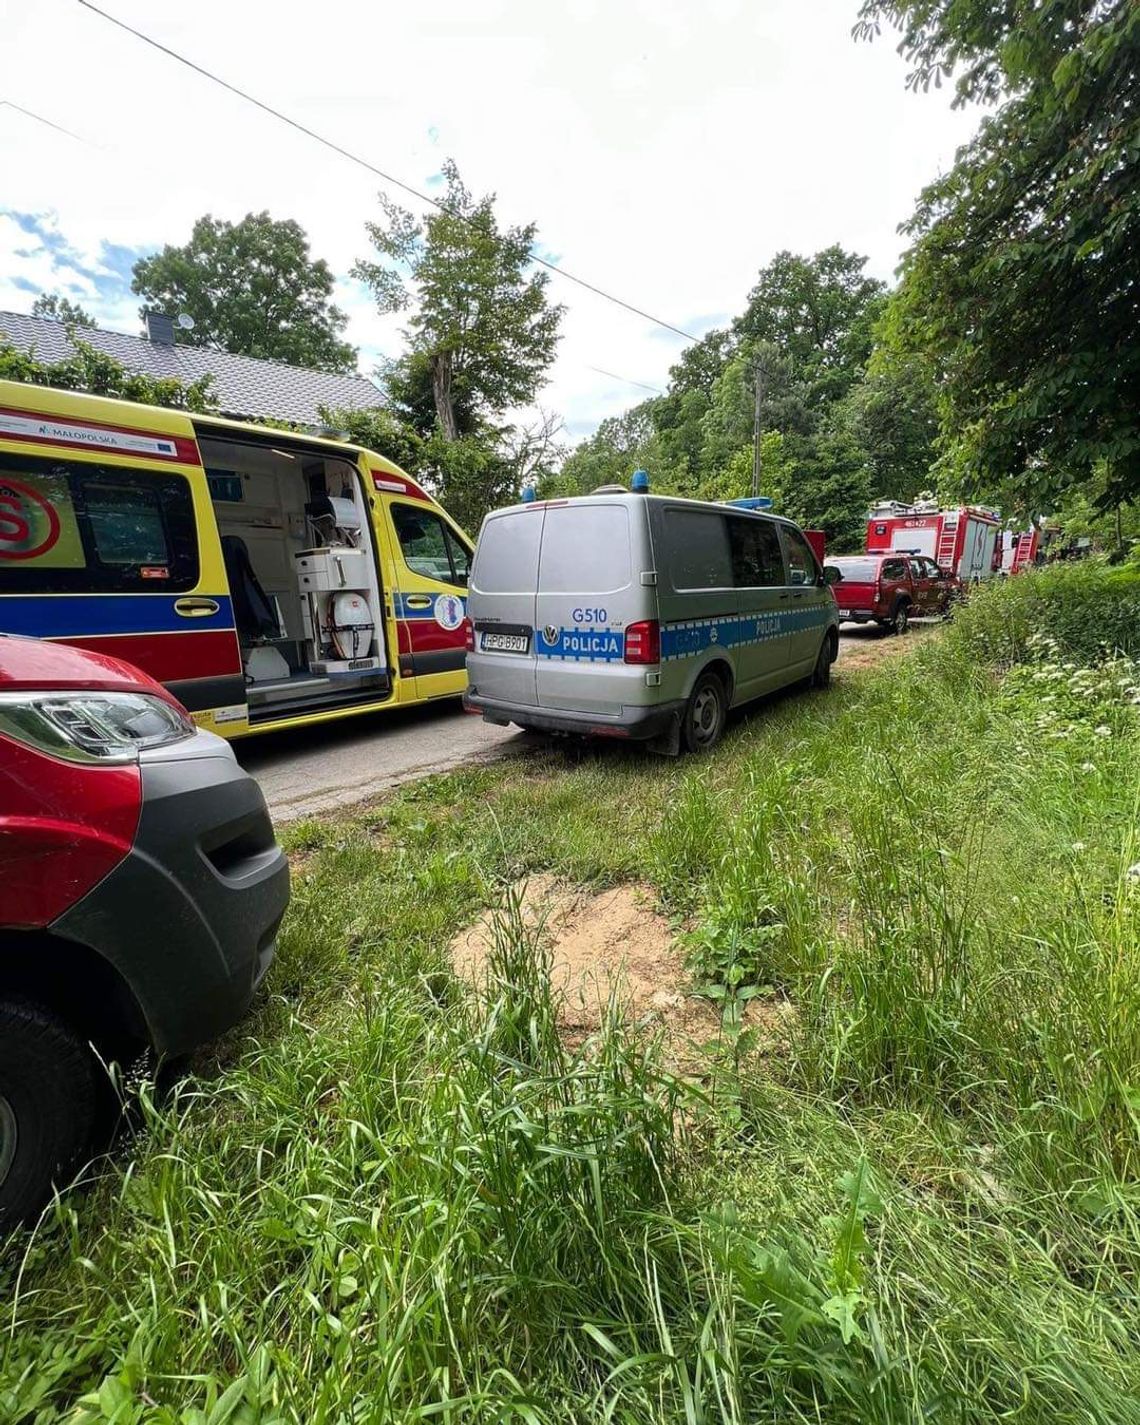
[0,380,473,737]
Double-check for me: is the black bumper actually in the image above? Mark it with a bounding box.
[53,745,289,1058]
[464,693,685,741]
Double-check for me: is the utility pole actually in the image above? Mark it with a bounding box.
[750,360,764,499]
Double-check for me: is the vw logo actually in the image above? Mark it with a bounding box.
[542,624,559,646]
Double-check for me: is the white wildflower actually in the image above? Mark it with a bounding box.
[1095,725,1113,738]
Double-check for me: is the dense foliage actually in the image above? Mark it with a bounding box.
[0,337,216,412]
[859,0,1140,512]
[555,248,933,548]
[132,213,357,374]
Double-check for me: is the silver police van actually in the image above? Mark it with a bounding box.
[464,488,839,753]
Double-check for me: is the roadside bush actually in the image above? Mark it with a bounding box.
[940,560,1140,669]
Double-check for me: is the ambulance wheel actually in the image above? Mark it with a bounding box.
[683,672,726,753]
[0,999,98,1230]
[890,600,910,635]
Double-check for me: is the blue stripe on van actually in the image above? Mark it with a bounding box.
[531,607,832,665]
[393,592,467,621]
[661,606,830,661]
[661,608,830,662]
[0,594,236,638]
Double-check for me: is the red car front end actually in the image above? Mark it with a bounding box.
[0,636,289,1228]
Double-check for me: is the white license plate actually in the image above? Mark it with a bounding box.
[837,608,851,618]
[481,631,528,653]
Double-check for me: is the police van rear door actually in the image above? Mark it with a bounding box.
[534,498,646,716]
[467,504,543,709]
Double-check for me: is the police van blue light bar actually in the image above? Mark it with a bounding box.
[725,496,773,510]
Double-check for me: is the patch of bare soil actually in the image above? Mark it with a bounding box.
[451,876,787,1067]
[837,622,935,673]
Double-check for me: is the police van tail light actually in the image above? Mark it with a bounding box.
[463,618,475,653]
[624,619,660,665]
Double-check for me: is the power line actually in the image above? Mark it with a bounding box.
[76,1,702,345]
[0,100,88,143]
[588,367,664,395]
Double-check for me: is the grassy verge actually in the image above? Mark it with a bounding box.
[3,566,1140,1423]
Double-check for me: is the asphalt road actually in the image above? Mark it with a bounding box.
[239,626,905,821]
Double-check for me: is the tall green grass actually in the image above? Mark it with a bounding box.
[3,563,1139,1422]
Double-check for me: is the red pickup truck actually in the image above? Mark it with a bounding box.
[827,553,960,633]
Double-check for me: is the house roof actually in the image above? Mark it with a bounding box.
[0,310,386,428]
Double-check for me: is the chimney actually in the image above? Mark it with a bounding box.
[144,311,175,345]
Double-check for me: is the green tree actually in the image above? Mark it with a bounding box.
[734,247,886,406]
[839,341,939,504]
[353,161,563,445]
[858,0,1140,508]
[31,292,95,327]
[653,328,734,478]
[132,213,357,373]
[318,403,425,478]
[551,401,661,498]
[781,428,874,551]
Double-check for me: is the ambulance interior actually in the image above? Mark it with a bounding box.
[198,435,389,722]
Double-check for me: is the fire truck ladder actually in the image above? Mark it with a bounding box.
[936,518,959,568]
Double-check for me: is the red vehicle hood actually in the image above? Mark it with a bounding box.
[0,634,185,708]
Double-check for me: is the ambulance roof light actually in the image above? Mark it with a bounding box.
[521,484,537,503]
[631,469,650,493]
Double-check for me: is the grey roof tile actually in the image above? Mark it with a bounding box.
[0,310,386,428]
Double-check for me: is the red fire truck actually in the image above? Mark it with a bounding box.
[866,500,1001,583]
[1000,528,1040,574]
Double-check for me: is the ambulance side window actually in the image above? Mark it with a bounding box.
[0,453,198,592]
[391,503,469,587]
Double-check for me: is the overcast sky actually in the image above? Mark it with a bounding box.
[1,0,978,440]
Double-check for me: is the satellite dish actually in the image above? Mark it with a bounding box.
[176,313,195,331]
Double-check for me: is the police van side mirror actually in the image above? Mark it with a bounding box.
[823,565,843,586]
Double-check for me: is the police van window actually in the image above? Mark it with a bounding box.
[473,511,541,593]
[391,503,469,586]
[780,526,820,587]
[666,509,732,590]
[539,504,631,594]
[0,454,198,593]
[728,516,784,588]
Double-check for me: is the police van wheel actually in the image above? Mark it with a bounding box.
[683,673,726,753]
[810,634,835,689]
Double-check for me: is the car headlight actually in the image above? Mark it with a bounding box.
[0,691,196,764]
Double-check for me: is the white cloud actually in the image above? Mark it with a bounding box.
[2,0,978,439]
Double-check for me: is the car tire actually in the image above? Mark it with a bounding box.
[682,671,727,753]
[890,600,910,635]
[810,632,836,689]
[0,999,98,1230]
